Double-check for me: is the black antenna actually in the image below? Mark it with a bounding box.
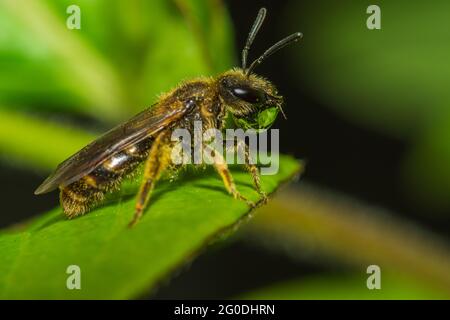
[246,32,303,76]
[242,8,267,71]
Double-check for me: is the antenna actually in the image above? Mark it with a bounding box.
[241,8,267,71]
[246,32,303,76]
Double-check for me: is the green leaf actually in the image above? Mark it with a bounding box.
[0,155,301,299]
[233,107,280,131]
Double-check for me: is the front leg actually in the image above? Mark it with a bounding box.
[239,139,267,203]
[228,139,268,203]
[130,131,171,227]
[204,145,255,207]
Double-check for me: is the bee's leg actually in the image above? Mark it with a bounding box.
[241,140,268,203]
[230,140,267,203]
[206,145,255,207]
[245,162,266,201]
[129,132,171,227]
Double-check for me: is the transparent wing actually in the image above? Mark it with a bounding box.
[35,101,193,194]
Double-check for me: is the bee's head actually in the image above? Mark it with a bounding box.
[218,7,302,131]
[218,69,283,130]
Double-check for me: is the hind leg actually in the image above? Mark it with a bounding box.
[129,132,171,227]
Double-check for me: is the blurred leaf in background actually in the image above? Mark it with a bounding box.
[239,274,448,300]
[284,0,450,212]
[0,0,234,170]
[243,186,450,298]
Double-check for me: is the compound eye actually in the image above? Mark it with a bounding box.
[231,86,265,104]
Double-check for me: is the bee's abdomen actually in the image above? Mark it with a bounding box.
[60,138,152,218]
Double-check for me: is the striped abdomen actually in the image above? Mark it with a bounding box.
[60,138,153,218]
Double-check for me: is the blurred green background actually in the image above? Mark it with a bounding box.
[0,0,449,299]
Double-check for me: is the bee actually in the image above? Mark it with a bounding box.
[34,8,302,227]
